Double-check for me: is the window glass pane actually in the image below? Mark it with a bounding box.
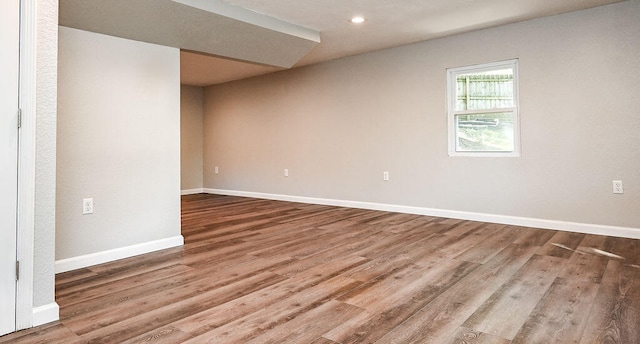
[455,68,514,111]
[455,112,514,152]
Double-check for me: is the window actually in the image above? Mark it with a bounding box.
[447,59,519,157]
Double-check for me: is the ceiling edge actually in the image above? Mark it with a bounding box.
[172,0,320,43]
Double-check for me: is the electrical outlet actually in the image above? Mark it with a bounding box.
[82,198,94,215]
[613,180,623,194]
[284,169,289,177]
[214,166,219,174]
[383,171,389,181]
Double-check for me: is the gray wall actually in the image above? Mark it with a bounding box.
[56,27,181,260]
[203,1,640,229]
[181,85,204,191]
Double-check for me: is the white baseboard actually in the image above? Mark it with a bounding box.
[181,188,204,195]
[55,235,184,274]
[203,188,640,239]
[32,302,59,327]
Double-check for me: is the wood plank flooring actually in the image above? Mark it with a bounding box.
[2,194,639,343]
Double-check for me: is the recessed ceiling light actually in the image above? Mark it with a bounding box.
[350,16,365,24]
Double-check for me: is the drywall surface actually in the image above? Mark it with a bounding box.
[181,85,204,191]
[33,0,58,309]
[57,27,181,260]
[203,1,640,229]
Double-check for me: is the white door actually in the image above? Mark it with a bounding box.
[0,0,20,336]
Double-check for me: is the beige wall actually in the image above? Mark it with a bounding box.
[181,85,204,191]
[57,27,181,260]
[203,1,640,229]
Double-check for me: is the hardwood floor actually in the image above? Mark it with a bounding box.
[2,194,639,343]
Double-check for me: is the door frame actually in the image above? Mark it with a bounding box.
[15,0,37,330]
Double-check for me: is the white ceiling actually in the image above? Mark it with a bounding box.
[60,0,626,86]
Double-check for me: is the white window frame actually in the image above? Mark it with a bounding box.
[447,59,520,157]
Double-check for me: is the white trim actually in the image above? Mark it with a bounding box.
[181,188,204,195]
[55,236,184,274]
[32,303,59,327]
[15,0,37,330]
[203,188,640,239]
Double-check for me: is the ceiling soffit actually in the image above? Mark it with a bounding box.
[58,0,320,68]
